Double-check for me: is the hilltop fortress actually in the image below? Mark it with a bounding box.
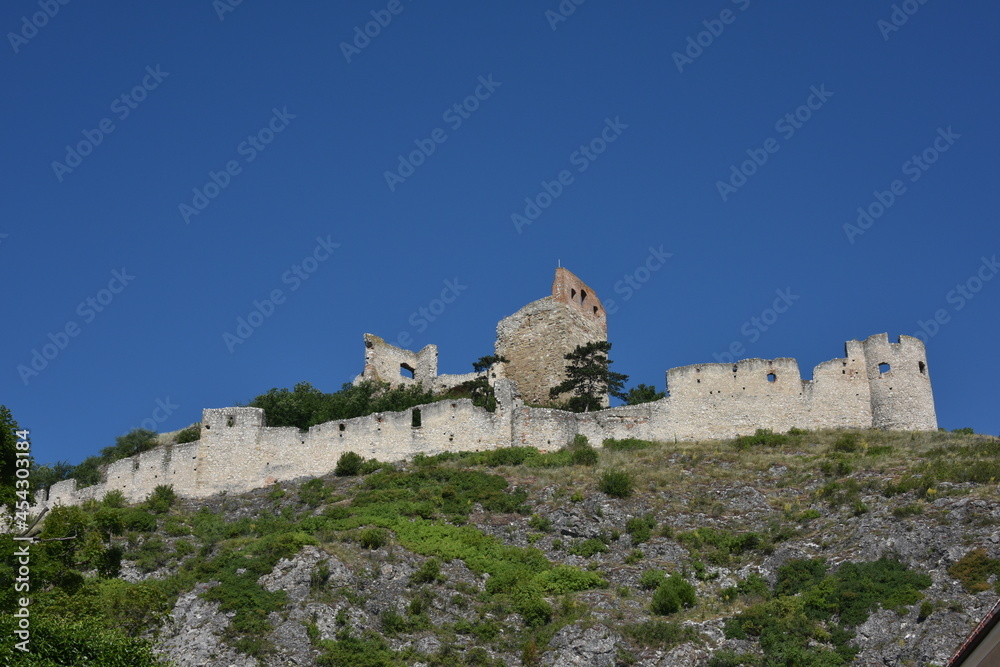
[35,268,937,509]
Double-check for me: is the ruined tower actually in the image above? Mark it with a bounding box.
[494,267,608,405]
[860,333,937,430]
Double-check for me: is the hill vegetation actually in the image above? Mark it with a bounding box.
[4,426,999,665]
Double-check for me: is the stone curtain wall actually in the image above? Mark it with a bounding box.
[32,335,937,511]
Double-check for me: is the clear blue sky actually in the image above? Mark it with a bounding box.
[3,0,998,465]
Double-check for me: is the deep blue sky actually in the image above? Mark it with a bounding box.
[3,1,998,465]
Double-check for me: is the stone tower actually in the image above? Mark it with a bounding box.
[494,267,608,405]
[860,333,937,430]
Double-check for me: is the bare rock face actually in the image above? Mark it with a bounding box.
[541,622,622,666]
[154,583,257,667]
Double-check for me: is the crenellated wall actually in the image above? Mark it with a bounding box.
[31,333,937,512]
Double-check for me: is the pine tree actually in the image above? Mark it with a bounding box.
[549,341,629,412]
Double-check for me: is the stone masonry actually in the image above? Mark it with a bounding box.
[31,269,938,511]
[495,268,608,405]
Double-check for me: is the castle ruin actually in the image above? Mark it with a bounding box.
[32,267,937,510]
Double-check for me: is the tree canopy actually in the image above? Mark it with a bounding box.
[549,341,629,413]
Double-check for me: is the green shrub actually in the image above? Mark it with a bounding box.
[484,446,538,466]
[626,514,657,544]
[918,600,934,622]
[775,558,828,597]
[535,565,608,594]
[949,548,1000,593]
[622,620,699,648]
[650,574,696,615]
[570,442,599,466]
[733,428,788,450]
[101,489,127,508]
[953,427,975,435]
[720,573,770,603]
[528,514,553,532]
[599,470,634,498]
[299,478,331,506]
[176,425,201,443]
[335,451,365,476]
[122,508,157,533]
[569,538,608,558]
[603,438,655,451]
[832,433,861,453]
[625,549,644,565]
[639,569,667,591]
[359,527,389,550]
[410,558,444,585]
[143,485,176,514]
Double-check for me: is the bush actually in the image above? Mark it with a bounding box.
[122,508,157,532]
[335,451,364,477]
[528,514,553,532]
[650,574,696,615]
[639,569,667,591]
[569,538,608,558]
[101,489,127,508]
[410,558,444,585]
[622,620,699,648]
[733,429,788,450]
[775,558,828,597]
[949,548,1000,593]
[359,527,389,550]
[298,478,331,506]
[832,433,861,453]
[143,485,176,514]
[176,425,201,444]
[626,514,657,544]
[603,438,655,451]
[483,447,537,466]
[599,470,634,498]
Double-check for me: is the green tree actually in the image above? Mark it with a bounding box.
[470,354,508,411]
[549,341,629,412]
[624,384,666,405]
[0,405,27,510]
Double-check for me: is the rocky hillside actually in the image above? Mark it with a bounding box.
[13,428,1000,666]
